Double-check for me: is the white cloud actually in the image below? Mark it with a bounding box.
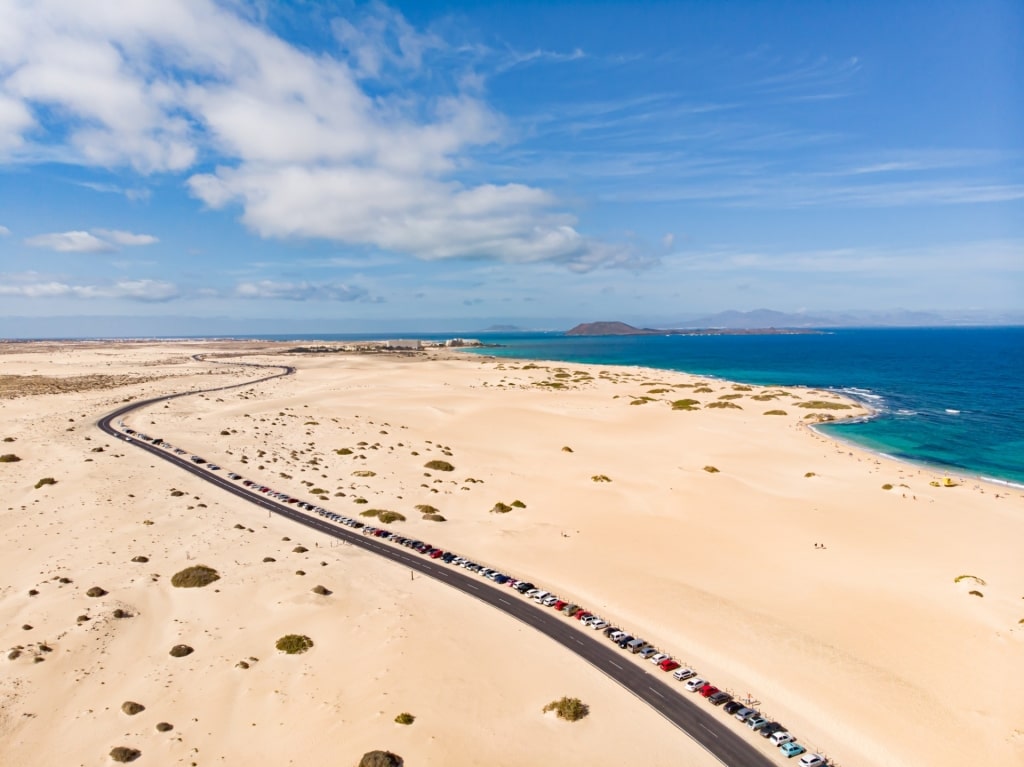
[92,229,159,246]
[0,277,179,301]
[24,231,115,253]
[0,0,637,271]
[0,225,10,236]
[23,228,158,252]
[234,280,372,302]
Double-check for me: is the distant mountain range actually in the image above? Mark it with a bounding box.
[669,308,1024,329]
[565,321,821,336]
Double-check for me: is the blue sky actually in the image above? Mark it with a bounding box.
[0,0,1021,334]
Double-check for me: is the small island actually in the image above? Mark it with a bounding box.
[565,321,824,336]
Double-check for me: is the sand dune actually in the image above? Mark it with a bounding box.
[1,341,1021,766]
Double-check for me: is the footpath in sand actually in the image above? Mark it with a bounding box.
[1,341,1022,767]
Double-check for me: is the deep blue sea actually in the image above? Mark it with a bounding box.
[200,327,1024,486]
[451,327,1024,487]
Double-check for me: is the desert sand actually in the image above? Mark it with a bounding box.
[1,341,1022,767]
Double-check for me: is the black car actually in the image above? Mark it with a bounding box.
[603,626,620,637]
[617,635,634,648]
[760,722,786,738]
[708,691,733,706]
[722,701,744,715]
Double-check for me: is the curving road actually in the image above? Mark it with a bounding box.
[97,355,775,767]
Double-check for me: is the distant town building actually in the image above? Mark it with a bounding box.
[384,339,422,350]
[444,338,481,347]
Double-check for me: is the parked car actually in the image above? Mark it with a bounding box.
[733,707,757,722]
[708,691,733,706]
[722,701,744,715]
[616,635,635,649]
[684,677,707,692]
[760,722,787,739]
[798,755,826,767]
[659,659,680,672]
[699,684,719,698]
[649,652,669,665]
[770,731,797,746]
[625,638,648,654]
[553,600,568,611]
[638,646,658,660]
[747,717,769,732]
[779,743,807,759]
[673,668,696,681]
[602,626,620,637]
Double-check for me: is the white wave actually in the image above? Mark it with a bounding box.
[896,409,918,415]
[981,477,1024,490]
[945,409,961,415]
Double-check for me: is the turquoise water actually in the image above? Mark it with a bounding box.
[459,327,1024,487]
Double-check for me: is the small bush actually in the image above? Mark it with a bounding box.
[377,511,406,524]
[561,446,573,452]
[718,393,744,400]
[804,472,816,478]
[359,509,378,517]
[311,585,331,595]
[170,565,220,588]
[34,477,57,489]
[276,634,314,654]
[155,722,173,732]
[86,586,107,597]
[394,712,415,725]
[542,696,589,722]
[693,386,714,394]
[423,513,446,522]
[358,751,402,767]
[263,556,276,562]
[954,575,987,586]
[968,590,984,597]
[511,500,526,508]
[703,465,719,473]
[764,409,788,416]
[121,701,145,716]
[353,470,377,477]
[109,746,141,763]
[130,555,149,563]
[707,401,741,409]
[353,497,368,504]
[170,490,185,497]
[590,474,611,482]
[797,400,852,410]
[415,504,439,514]
[293,546,309,553]
[424,460,455,472]
[490,502,513,514]
[169,644,194,657]
[732,384,753,391]
[336,448,354,455]
[882,483,893,490]
[112,608,130,619]
[671,399,700,411]
[0,454,21,463]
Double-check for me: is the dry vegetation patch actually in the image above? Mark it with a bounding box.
[170,565,220,588]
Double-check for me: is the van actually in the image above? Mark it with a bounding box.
[626,638,648,654]
[531,591,550,602]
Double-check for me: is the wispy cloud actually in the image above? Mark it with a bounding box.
[0,276,179,301]
[76,180,151,201]
[24,229,158,252]
[234,280,375,302]
[0,225,10,236]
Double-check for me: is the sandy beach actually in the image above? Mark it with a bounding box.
[1,340,1022,767]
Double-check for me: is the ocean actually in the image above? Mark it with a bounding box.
[455,327,1024,488]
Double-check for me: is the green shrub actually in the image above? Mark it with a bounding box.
[424,460,455,472]
[703,465,719,473]
[170,489,185,496]
[751,394,778,401]
[34,477,56,489]
[561,446,573,452]
[423,513,446,522]
[353,497,368,504]
[511,500,526,508]
[169,644,194,657]
[415,504,439,514]
[954,574,987,585]
[358,751,402,767]
[591,474,611,482]
[882,483,893,490]
[353,470,376,477]
[336,448,353,455]
[0,454,21,462]
[377,511,406,524]
[764,409,787,416]
[804,472,816,478]
[155,722,173,732]
[170,565,220,588]
[86,586,107,597]
[109,746,141,763]
[275,634,313,654]
[671,399,700,411]
[718,393,744,400]
[968,590,984,597]
[359,509,378,517]
[490,502,513,514]
[797,400,852,410]
[707,401,741,409]
[693,386,714,394]
[121,701,145,716]
[542,696,589,722]
[732,384,753,391]
[394,712,415,725]
[311,585,331,595]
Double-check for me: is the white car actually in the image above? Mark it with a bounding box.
[673,667,696,681]
[798,756,826,767]
[590,619,609,630]
[684,677,706,692]
[649,653,670,665]
[770,731,796,746]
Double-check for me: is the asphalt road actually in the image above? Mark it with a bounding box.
[97,356,776,767]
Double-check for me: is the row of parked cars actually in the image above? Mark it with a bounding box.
[124,426,831,766]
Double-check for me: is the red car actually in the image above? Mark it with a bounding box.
[699,684,719,698]
[575,611,592,620]
[429,549,444,559]
[553,600,568,611]
[659,659,680,672]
